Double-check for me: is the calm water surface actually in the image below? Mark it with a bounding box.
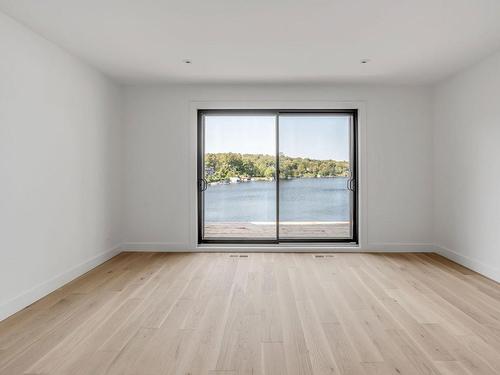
[205,177,350,222]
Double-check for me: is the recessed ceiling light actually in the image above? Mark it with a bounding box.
[183,59,192,64]
[360,59,371,64]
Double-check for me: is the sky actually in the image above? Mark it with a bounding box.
[205,115,350,161]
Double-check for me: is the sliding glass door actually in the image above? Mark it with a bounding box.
[198,112,277,241]
[198,110,357,244]
[278,114,355,240]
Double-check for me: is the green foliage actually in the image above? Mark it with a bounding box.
[205,153,349,182]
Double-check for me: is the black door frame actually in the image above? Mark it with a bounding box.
[197,109,358,245]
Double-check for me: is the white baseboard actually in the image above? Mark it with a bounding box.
[366,242,435,252]
[120,242,191,251]
[120,242,435,253]
[0,245,121,322]
[435,245,500,283]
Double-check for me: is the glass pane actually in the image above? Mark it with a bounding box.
[203,114,277,239]
[278,114,353,239]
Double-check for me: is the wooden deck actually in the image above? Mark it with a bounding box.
[1,252,500,374]
[205,221,351,238]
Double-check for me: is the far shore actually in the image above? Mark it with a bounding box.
[208,175,347,185]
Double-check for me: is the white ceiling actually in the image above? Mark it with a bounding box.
[2,0,500,84]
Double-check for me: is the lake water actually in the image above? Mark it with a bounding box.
[205,177,350,222]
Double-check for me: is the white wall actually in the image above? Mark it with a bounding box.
[122,84,433,251]
[434,51,500,282]
[0,13,123,320]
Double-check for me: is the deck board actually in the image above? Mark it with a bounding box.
[205,221,350,238]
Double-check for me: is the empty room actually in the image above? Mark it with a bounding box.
[1,0,500,374]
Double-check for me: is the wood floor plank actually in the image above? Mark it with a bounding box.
[423,323,498,375]
[386,254,500,346]
[105,327,157,375]
[0,291,119,375]
[48,298,143,375]
[353,266,455,361]
[0,293,88,365]
[300,256,366,374]
[275,256,314,375]
[433,360,472,375]
[260,257,283,343]
[174,257,240,375]
[0,252,499,375]
[262,342,287,375]
[324,280,384,363]
[295,299,338,374]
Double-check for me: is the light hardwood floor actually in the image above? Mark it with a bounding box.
[1,252,500,375]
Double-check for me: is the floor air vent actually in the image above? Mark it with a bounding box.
[229,254,249,258]
[313,254,335,258]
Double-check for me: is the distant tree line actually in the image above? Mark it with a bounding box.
[204,153,349,182]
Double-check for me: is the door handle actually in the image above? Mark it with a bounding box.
[198,178,208,192]
[347,178,356,192]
